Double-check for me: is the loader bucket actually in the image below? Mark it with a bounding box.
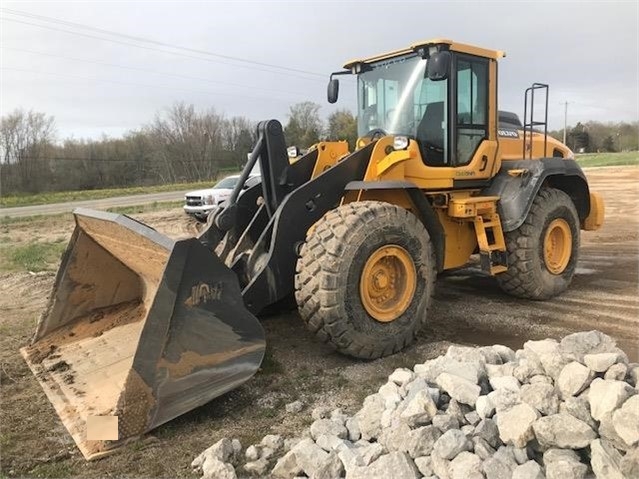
[20,208,265,460]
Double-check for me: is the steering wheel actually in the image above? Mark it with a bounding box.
[364,128,387,140]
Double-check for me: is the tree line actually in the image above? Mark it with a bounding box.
[0,102,357,195]
[1,101,635,196]
[549,121,638,153]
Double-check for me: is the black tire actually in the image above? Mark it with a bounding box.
[497,187,580,300]
[294,201,436,359]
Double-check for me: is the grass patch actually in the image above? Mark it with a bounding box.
[106,200,183,215]
[259,349,284,375]
[28,462,75,479]
[575,151,638,168]
[0,170,240,208]
[0,241,67,272]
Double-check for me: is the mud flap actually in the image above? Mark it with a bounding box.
[20,208,265,460]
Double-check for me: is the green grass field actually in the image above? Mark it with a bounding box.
[0,168,241,208]
[575,151,638,168]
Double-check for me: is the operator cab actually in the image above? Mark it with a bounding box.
[328,39,504,169]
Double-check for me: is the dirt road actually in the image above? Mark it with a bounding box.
[0,191,185,218]
[1,166,637,478]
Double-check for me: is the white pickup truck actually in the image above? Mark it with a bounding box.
[183,174,260,221]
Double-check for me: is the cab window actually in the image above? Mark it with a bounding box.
[455,57,488,165]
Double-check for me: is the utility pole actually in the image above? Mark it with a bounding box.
[563,101,568,145]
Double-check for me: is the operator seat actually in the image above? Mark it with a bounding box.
[416,102,445,165]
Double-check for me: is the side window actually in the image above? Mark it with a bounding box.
[415,77,449,166]
[455,57,488,166]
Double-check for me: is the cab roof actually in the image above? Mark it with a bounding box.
[343,38,505,69]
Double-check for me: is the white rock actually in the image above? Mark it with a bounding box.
[496,403,539,448]
[605,362,628,381]
[490,376,521,392]
[482,455,514,479]
[311,451,344,479]
[431,453,452,479]
[475,418,500,448]
[414,456,433,476]
[400,389,438,426]
[432,413,460,432]
[201,458,236,479]
[513,356,545,383]
[492,344,517,363]
[487,388,521,413]
[559,330,622,362]
[285,400,304,414]
[245,445,260,462]
[584,352,620,372]
[621,446,639,478]
[261,434,284,452]
[437,372,481,406]
[354,441,384,465]
[557,361,594,398]
[612,394,639,447]
[449,451,483,479]
[599,411,631,452]
[588,378,634,421]
[473,437,496,460]
[543,448,587,479]
[272,449,303,478]
[628,363,639,387]
[355,394,385,441]
[405,425,442,458]
[476,395,496,418]
[559,396,596,429]
[415,356,484,383]
[345,417,361,442]
[389,367,415,386]
[346,451,420,479]
[433,429,472,460]
[590,438,624,479]
[521,382,560,415]
[291,438,330,477]
[532,413,597,449]
[315,434,350,452]
[243,458,269,476]
[310,419,348,441]
[486,363,516,379]
[512,460,544,479]
[379,381,403,408]
[465,410,481,426]
[192,438,236,471]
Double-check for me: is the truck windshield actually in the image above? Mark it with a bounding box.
[357,54,447,139]
[215,177,239,189]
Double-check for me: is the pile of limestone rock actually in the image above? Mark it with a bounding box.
[191,330,638,479]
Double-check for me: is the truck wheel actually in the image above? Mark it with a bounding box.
[295,201,436,359]
[497,187,580,300]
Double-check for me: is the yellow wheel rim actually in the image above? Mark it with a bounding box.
[543,218,572,275]
[359,245,417,323]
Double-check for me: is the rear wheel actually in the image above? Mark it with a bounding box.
[497,187,580,299]
[295,201,436,359]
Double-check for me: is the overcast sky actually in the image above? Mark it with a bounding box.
[1,1,637,140]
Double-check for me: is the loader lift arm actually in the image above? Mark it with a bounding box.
[200,119,372,314]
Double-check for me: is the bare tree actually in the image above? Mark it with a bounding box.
[0,109,56,193]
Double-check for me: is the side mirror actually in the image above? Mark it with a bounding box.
[427,51,451,81]
[327,78,339,104]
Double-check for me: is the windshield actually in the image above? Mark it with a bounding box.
[357,54,446,138]
[214,176,239,189]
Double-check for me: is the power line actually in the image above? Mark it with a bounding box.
[0,46,318,99]
[0,67,315,105]
[0,8,326,78]
[0,16,327,83]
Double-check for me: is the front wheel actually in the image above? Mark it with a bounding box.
[295,201,436,359]
[497,187,580,300]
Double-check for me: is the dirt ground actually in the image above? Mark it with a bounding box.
[1,166,637,478]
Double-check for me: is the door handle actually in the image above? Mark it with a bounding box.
[479,155,488,172]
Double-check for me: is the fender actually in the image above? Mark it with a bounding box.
[345,180,445,272]
[481,158,591,232]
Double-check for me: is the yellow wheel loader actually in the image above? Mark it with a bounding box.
[21,39,605,459]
